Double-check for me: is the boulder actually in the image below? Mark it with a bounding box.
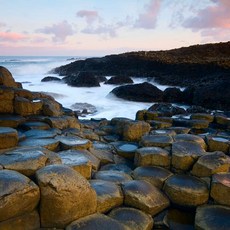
[134,147,170,168]
[112,141,139,159]
[0,87,14,113]
[36,165,97,228]
[191,151,230,177]
[122,180,170,216]
[90,180,123,213]
[207,136,230,154]
[163,174,209,208]
[0,170,40,222]
[42,98,63,116]
[66,213,131,230]
[111,82,163,102]
[195,205,230,230]
[109,207,153,230]
[140,135,173,148]
[105,76,134,85]
[0,115,25,128]
[210,172,230,206]
[0,127,18,149]
[41,76,62,82]
[163,87,183,103]
[0,66,18,88]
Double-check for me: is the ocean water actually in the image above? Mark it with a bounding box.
[0,56,170,120]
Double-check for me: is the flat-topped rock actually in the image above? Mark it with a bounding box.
[19,121,51,130]
[19,138,59,151]
[134,147,170,168]
[109,207,153,230]
[191,113,214,122]
[195,205,230,230]
[0,170,40,222]
[0,114,25,128]
[132,166,173,189]
[66,213,131,230]
[36,165,97,228]
[44,116,69,129]
[210,172,230,206]
[163,174,209,208]
[140,135,174,148]
[0,87,14,113]
[0,147,48,176]
[150,129,177,136]
[93,170,132,184]
[0,127,18,149]
[112,141,139,159]
[207,136,230,153]
[149,120,172,129]
[173,118,209,130]
[167,127,191,134]
[24,129,58,139]
[171,141,205,172]
[122,180,170,216]
[56,136,92,150]
[100,163,133,174]
[174,134,207,150]
[191,151,230,177]
[89,148,114,165]
[90,180,123,213]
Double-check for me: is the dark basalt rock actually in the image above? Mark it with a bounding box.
[63,72,100,87]
[163,87,183,103]
[105,76,134,85]
[111,82,163,102]
[41,76,62,82]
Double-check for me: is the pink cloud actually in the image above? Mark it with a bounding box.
[76,10,100,24]
[135,0,162,29]
[37,20,74,42]
[0,31,28,42]
[183,0,230,29]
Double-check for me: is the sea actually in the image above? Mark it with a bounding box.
[0,56,171,120]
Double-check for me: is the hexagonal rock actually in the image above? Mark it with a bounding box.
[109,207,153,230]
[112,141,139,159]
[0,170,40,222]
[140,135,173,148]
[134,147,170,168]
[44,116,69,129]
[149,121,172,129]
[20,121,51,130]
[190,113,214,122]
[36,165,97,228]
[19,138,59,151]
[151,129,176,136]
[66,213,131,230]
[163,175,209,208]
[90,180,123,213]
[89,148,114,165]
[191,151,230,177]
[210,173,230,206]
[93,170,132,184]
[56,136,92,150]
[0,210,40,230]
[195,205,230,230]
[0,87,14,113]
[0,127,18,149]
[171,141,205,172]
[100,163,133,174]
[24,129,57,139]
[207,136,230,153]
[174,134,207,150]
[167,127,190,134]
[122,180,170,216]
[0,147,48,176]
[0,115,25,128]
[132,166,173,189]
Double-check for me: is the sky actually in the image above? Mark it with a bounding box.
[0,0,229,56]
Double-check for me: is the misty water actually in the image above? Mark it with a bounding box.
[0,56,172,120]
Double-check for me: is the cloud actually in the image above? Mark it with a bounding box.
[134,0,162,29]
[37,20,74,42]
[76,10,100,24]
[0,31,28,42]
[183,0,230,30]
[0,22,6,28]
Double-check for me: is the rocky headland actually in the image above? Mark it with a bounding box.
[52,41,230,111]
[0,65,230,229]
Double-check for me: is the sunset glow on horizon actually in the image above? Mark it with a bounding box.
[1,0,230,56]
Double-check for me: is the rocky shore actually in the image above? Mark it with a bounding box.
[0,66,230,229]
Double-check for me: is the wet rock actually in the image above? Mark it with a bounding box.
[167,126,191,134]
[66,213,130,230]
[122,180,170,216]
[105,75,134,85]
[111,82,163,102]
[19,121,51,130]
[112,141,139,159]
[36,165,97,228]
[0,127,18,149]
[190,113,214,122]
[41,76,62,82]
[207,136,230,153]
[132,166,173,189]
[0,210,40,230]
[0,66,19,88]
[93,170,132,184]
[109,207,153,230]
[135,110,158,121]
[149,120,172,129]
[191,151,230,177]
[0,87,14,113]
[0,114,25,128]
[0,170,40,222]
[163,87,183,103]
[173,118,209,130]
[24,129,57,139]
[0,147,48,176]
[171,141,205,172]
[163,174,209,208]
[89,148,114,165]
[90,180,123,213]
[45,116,69,129]
[134,147,170,168]
[42,98,63,116]
[195,205,230,230]
[71,102,97,115]
[210,172,230,206]
[140,135,173,148]
[100,163,133,174]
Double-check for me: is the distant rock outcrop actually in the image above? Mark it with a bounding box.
[105,76,134,85]
[41,76,62,82]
